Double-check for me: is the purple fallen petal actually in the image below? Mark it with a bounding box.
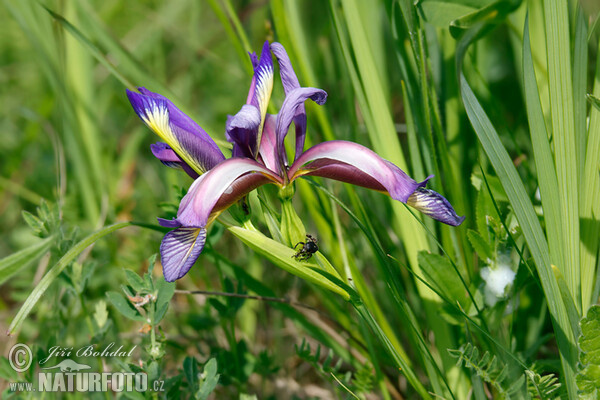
[176,158,283,227]
[407,188,465,226]
[126,88,225,174]
[150,143,199,179]
[299,159,387,192]
[289,140,426,203]
[160,227,206,281]
[275,87,327,160]
[271,42,308,161]
[226,105,261,158]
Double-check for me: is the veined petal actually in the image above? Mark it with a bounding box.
[225,105,261,158]
[247,41,274,154]
[150,142,199,179]
[126,88,225,174]
[258,114,280,173]
[407,188,465,226]
[289,140,426,202]
[176,158,283,228]
[160,227,206,281]
[275,87,327,161]
[271,42,307,160]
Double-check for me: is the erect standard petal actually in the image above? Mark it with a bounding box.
[175,158,283,228]
[271,42,308,160]
[407,188,465,226]
[126,88,225,174]
[150,142,199,179]
[160,227,206,281]
[246,41,274,155]
[275,87,327,163]
[225,104,261,159]
[289,140,427,202]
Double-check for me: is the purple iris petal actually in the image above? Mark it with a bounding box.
[157,159,283,280]
[150,143,199,179]
[226,105,261,158]
[407,187,465,226]
[271,42,308,160]
[160,227,206,282]
[126,88,225,174]
[240,41,274,157]
[289,140,426,203]
[275,87,327,164]
[176,158,283,227]
[158,217,182,228]
[258,114,280,173]
[298,159,388,192]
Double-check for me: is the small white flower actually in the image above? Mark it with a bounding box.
[481,257,516,307]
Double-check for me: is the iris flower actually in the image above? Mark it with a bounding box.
[127,41,464,282]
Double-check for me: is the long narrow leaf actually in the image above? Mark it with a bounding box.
[544,0,580,310]
[7,222,133,335]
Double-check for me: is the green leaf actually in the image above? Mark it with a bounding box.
[154,278,175,323]
[457,16,578,396]
[580,43,600,312]
[93,300,108,329]
[196,358,219,400]
[0,358,19,382]
[227,226,349,300]
[184,356,199,393]
[21,211,45,236]
[587,94,600,111]
[522,18,563,289]
[577,306,600,395]
[543,0,580,311]
[124,269,146,293]
[467,229,493,261]
[417,1,477,28]
[0,237,54,286]
[418,252,470,309]
[7,222,133,335]
[106,291,145,322]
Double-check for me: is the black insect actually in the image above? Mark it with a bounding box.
[292,234,318,261]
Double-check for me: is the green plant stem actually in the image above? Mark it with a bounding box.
[352,300,431,400]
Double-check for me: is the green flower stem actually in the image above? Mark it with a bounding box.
[279,197,307,248]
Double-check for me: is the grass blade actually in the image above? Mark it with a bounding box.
[544,0,580,311]
[0,237,54,286]
[7,222,134,335]
[522,18,563,281]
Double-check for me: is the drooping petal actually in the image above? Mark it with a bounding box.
[407,187,465,226]
[150,143,199,179]
[175,158,283,228]
[275,87,327,163]
[126,88,225,174]
[225,105,261,158]
[289,140,426,202]
[271,42,307,160]
[160,227,206,281]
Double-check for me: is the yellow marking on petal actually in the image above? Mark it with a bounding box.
[255,67,274,153]
[141,102,205,175]
[181,228,202,263]
[407,192,432,212]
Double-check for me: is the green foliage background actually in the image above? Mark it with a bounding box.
[1,0,600,398]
